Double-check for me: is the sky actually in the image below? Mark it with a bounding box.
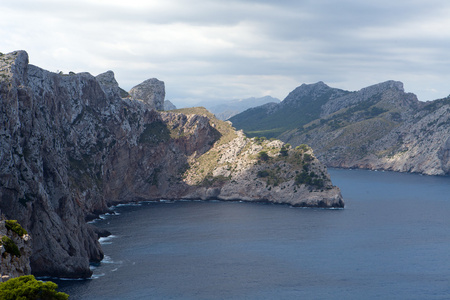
[1,0,450,107]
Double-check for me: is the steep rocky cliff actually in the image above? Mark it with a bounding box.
[0,51,342,278]
[231,81,450,176]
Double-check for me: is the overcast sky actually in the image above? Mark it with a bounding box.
[1,0,450,107]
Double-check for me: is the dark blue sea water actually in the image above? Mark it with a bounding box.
[57,169,450,299]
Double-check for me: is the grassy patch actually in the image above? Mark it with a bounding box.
[5,220,27,236]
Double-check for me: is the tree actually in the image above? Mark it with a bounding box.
[0,275,69,300]
[279,146,288,157]
[257,151,269,161]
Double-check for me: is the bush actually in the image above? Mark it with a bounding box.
[5,220,27,237]
[257,151,269,161]
[279,146,288,157]
[1,236,21,258]
[0,275,68,300]
[303,153,313,162]
[257,170,270,178]
[296,144,310,152]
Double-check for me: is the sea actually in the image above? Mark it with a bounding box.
[56,168,450,299]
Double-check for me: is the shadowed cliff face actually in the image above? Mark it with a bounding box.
[0,51,342,278]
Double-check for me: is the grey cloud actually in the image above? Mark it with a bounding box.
[1,0,450,104]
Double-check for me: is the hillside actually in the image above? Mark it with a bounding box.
[230,80,450,176]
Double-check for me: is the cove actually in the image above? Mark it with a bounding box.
[57,168,450,299]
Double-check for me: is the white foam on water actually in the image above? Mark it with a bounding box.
[99,235,117,245]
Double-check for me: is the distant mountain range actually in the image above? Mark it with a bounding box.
[229,80,450,176]
[200,96,280,120]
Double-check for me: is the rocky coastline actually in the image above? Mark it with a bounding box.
[0,50,343,278]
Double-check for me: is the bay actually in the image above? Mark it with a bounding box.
[57,169,450,299]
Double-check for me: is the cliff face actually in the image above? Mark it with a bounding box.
[232,80,450,176]
[0,51,342,278]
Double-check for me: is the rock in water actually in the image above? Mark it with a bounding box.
[129,78,165,110]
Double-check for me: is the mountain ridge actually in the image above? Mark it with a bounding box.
[230,80,450,176]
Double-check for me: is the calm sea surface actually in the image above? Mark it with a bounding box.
[57,169,450,299]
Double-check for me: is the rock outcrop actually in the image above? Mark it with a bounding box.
[0,219,32,282]
[129,78,165,110]
[0,51,343,278]
[174,110,343,208]
[231,80,450,176]
[164,100,177,111]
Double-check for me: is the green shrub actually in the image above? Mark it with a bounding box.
[303,153,313,162]
[0,275,68,300]
[279,146,288,157]
[1,236,21,258]
[257,170,270,178]
[296,144,310,152]
[5,220,27,237]
[257,151,269,161]
[138,121,170,145]
[295,171,312,186]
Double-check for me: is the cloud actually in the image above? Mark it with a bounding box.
[1,0,450,106]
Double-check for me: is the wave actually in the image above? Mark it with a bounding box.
[115,202,142,207]
[99,235,117,245]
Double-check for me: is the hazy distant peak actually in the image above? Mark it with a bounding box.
[359,80,404,94]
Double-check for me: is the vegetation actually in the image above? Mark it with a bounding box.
[139,121,171,145]
[5,220,27,237]
[257,151,269,161]
[295,170,324,189]
[0,275,68,300]
[1,236,21,258]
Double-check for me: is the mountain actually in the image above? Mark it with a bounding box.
[164,100,177,110]
[0,51,342,278]
[230,80,450,176]
[203,96,280,120]
[229,82,350,138]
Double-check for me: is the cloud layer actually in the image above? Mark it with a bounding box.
[1,0,450,106]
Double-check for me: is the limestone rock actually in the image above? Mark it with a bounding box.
[129,78,165,110]
[96,70,121,100]
[164,100,177,111]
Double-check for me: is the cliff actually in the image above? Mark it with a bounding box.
[231,81,450,176]
[0,51,343,278]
